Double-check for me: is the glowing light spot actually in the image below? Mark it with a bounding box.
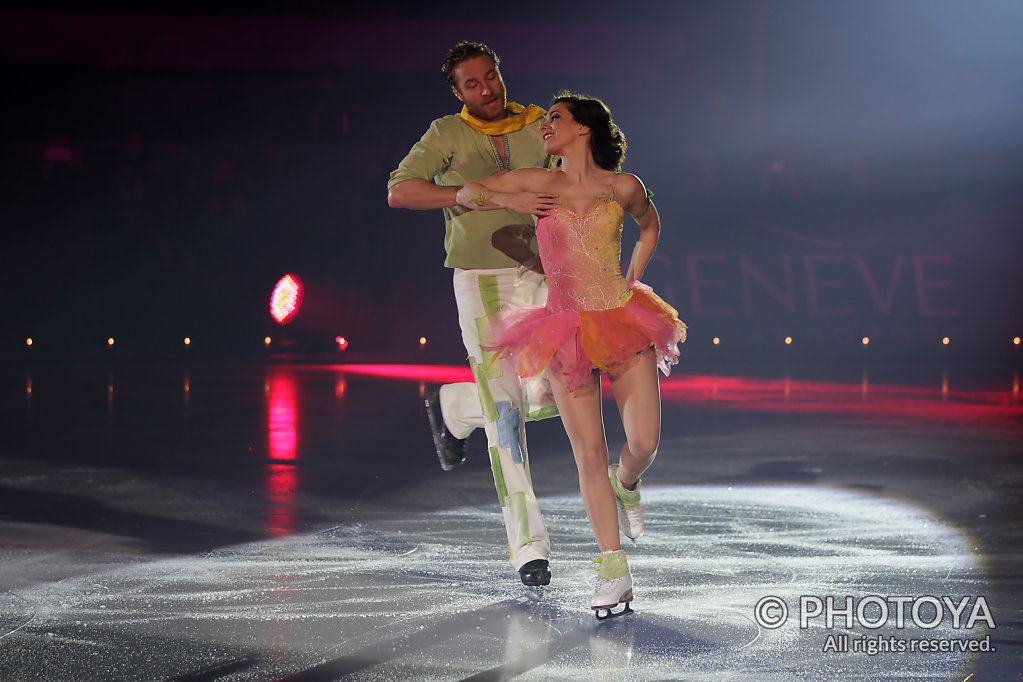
[270,274,303,325]
[264,336,272,347]
[419,336,428,347]
[942,337,950,346]
[1014,337,1021,346]
[784,336,793,345]
[712,337,720,346]
[107,337,115,347]
[184,337,191,346]
[26,338,33,347]
[862,337,870,346]
[335,336,349,350]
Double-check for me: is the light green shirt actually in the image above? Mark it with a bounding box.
[388,113,555,269]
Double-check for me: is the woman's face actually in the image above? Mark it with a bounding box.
[540,102,584,155]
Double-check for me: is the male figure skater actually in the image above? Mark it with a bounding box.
[388,41,558,587]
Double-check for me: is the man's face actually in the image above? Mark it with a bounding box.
[451,55,507,122]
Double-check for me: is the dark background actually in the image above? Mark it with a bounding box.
[2,1,1021,366]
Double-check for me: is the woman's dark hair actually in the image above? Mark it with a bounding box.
[551,92,626,171]
[442,42,500,89]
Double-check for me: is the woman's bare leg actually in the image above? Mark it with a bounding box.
[550,370,620,552]
[609,353,662,489]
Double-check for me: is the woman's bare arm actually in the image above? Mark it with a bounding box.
[455,168,559,216]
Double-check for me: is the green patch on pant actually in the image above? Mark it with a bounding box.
[527,405,560,421]
[489,446,507,507]
[470,357,499,422]
[477,274,502,318]
[473,316,502,380]
[508,491,531,551]
[473,273,503,382]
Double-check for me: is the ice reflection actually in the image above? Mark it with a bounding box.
[25,373,32,423]
[106,372,115,423]
[314,364,1023,425]
[266,463,298,537]
[266,370,299,537]
[267,371,298,462]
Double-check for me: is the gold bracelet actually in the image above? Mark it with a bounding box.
[471,188,488,207]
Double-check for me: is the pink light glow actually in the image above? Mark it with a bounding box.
[266,463,298,537]
[658,375,1023,425]
[323,364,473,383]
[267,372,298,461]
[270,274,303,325]
[306,364,1022,427]
[266,371,299,537]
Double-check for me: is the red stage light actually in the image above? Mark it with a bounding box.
[306,364,1023,427]
[335,336,349,350]
[270,274,303,325]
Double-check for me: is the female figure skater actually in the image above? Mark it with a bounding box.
[455,93,686,618]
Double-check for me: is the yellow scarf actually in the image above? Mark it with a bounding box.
[459,101,545,135]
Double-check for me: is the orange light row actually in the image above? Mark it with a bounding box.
[23,337,192,348]
[261,336,429,349]
[20,336,1023,349]
[709,336,1023,347]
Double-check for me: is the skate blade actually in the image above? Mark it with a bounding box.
[594,602,633,621]
[523,585,544,602]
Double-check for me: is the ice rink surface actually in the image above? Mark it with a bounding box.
[1,360,1020,680]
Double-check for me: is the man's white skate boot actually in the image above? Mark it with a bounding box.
[610,464,644,539]
[591,549,634,620]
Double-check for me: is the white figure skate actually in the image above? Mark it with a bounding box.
[591,549,634,620]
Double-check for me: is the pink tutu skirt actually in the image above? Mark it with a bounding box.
[486,282,687,392]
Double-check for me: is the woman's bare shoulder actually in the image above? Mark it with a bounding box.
[613,172,646,196]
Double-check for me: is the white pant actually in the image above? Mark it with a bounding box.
[444,266,553,569]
